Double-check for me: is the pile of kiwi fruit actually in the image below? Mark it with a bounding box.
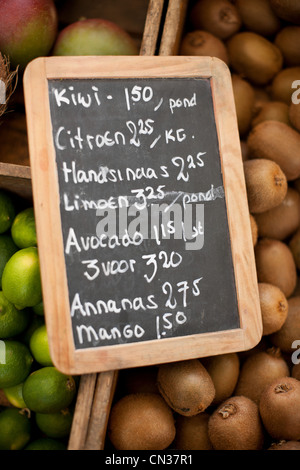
[106,0,300,451]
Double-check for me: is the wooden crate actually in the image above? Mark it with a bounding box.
[0,0,167,451]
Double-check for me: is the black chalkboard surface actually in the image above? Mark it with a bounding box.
[48,77,239,349]
[24,56,262,374]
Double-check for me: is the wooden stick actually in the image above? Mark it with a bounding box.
[67,373,97,450]
[84,370,119,450]
[140,0,165,56]
[159,0,188,55]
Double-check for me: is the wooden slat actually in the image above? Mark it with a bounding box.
[84,371,119,450]
[67,373,97,450]
[0,162,32,199]
[140,0,165,56]
[159,0,188,56]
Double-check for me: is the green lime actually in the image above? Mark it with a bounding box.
[0,408,31,450]
[0,291,31,338]
[0,190,16,234]
[2,247,42,309]
[11,207,37,249]
[3,381,27,408]
[19,314,45,346]
[0,234,18,288]
[0,339,33,388]
[33,300,44,316]
[29,324,53,366]
[35,407,73,438]
[25,437,66,450]
[22,366,76,413]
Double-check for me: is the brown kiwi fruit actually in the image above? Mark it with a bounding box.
[227,32,283,86]
[179,30,229,64]
[292,363,300,380]
[243,159,287,214]
[190,0,241,40]
[174,413,213,450]
[271,67,300,104]
[258,283,288,336]
[269,440,300,450]
[201,353,240,405]
[289,228,300,269]
[289,101,300,132]
[270,0,300,25]
[117,366,159,396]
[247,120,300,181]
[259,377,300,440]
[275,26,300,66]
[234,347,290,404]
[251,101,290,128]
[270,296,300,354]
[253,86,271,110]
[231,74,255,136]
[235,0,281,37]
[107,392,175,450]
[208,396,264,450]
[254,238,297,298]
[157,359,215,417]
[238,336,272,364]
[255,187,300,241]
[250,214,258,246]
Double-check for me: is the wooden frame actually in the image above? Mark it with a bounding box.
[23,55,262,376]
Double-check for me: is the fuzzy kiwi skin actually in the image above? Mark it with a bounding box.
[270,0,300,25]
[270,296,300,354]
[243,159,287,214]
[269,440,300,450]
[201,353,240,405]
[271,67,300,104]
[253,86,271,112]
[174,413,213,450]
[157,359,215,417]
[227,32,283,86]
[289,102,300,132]
[258,283,288,336]
[275,26,300,66]
[179,30,229,64]
[190,0,241,40]
[254,238,297,298]
[251,101,290,128]
[259,377,300,440]
[255,187,300,241]
[235,0,281,37]
[107,393,175,450]
[247,120,300,181]
[231,74,255,136]
[208,396,264,450]
[250,214,258,246]
[234,347,289,405]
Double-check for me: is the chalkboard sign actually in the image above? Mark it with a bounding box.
[24,56,262,375]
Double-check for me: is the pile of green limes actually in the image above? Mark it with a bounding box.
[0,190,77,450]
